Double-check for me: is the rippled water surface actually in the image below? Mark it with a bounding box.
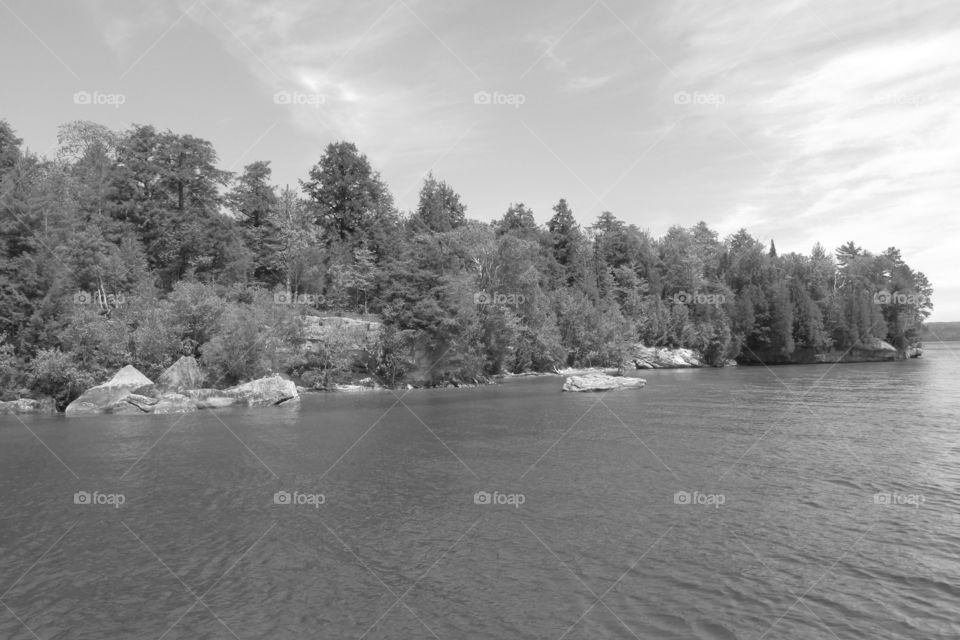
[2,344,959,639]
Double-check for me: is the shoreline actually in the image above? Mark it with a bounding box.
[1,343,926,415]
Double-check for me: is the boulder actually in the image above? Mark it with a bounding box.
[157,356,205,392]
[0,397,57,415]
[224,375,299,407]
[65,365,155,416]
[562,374,646,392]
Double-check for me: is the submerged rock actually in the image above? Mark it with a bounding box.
[562,374,646,392]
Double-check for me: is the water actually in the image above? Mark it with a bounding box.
[2,344,959,639]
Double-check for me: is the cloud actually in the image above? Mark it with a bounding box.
[564,75,613,92]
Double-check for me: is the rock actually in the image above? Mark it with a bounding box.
[562,374,646,392]
[157,356,205,392]
[224,375,299,407]
[181,388,236,409]
[150,393,198,414]
[65,365,155,416]
[0,397,57,415]
[113,392,197,414]
[183,388,223,400]
[631,344,703,369]
[132,383,158,397]
[124,393,159,409]
[195,396,236,409]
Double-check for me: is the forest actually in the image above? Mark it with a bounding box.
[0,119,933,408]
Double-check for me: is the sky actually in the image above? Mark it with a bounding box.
[1,0,958,320]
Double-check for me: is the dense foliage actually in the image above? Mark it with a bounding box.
[0,119,933,405]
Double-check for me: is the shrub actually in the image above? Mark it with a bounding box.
[200,304,269,385]
[28,349,95,410]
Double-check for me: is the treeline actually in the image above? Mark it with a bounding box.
[0,119,932,405]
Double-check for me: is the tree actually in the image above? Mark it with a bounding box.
[546,198,584,286]
[227,161,282,284]
[301,141,393,245]
[496,203,537,238]
[415,172,466,232]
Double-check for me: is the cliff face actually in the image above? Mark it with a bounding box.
[630,345,705,369]
[301,316,381,356]
[736,338,902,365]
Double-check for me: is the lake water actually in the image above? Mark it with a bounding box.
[2,343,959,639]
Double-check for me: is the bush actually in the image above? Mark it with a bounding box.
[200,304,269,385]
[28,349,95,410]
[168,281,226,355]
[0,335,25,399]
[129,303,184,379]
[58,307,130,379]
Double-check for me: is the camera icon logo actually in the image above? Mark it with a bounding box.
[74,491,91,505]
[274,292,292,304]
[474,91,492,105]
[473,490,492,505]
[673,91,692,105]
[873,290,892,304]
[273,91,292,105]
[673,291,692,304]
[73,91,92,105]
[873,492,891,505]
[73,290,93,305]
[273,491,292,505]
[673,490,691,505]
[473,291,491,305]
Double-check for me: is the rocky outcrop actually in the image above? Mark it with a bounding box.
[64,366,300,416]
[65,365,155,416]
[630,345,703,369]
[562,374,646,392]
[157,356,205,392]
[224,375,299,406]
[0,397,57,415]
